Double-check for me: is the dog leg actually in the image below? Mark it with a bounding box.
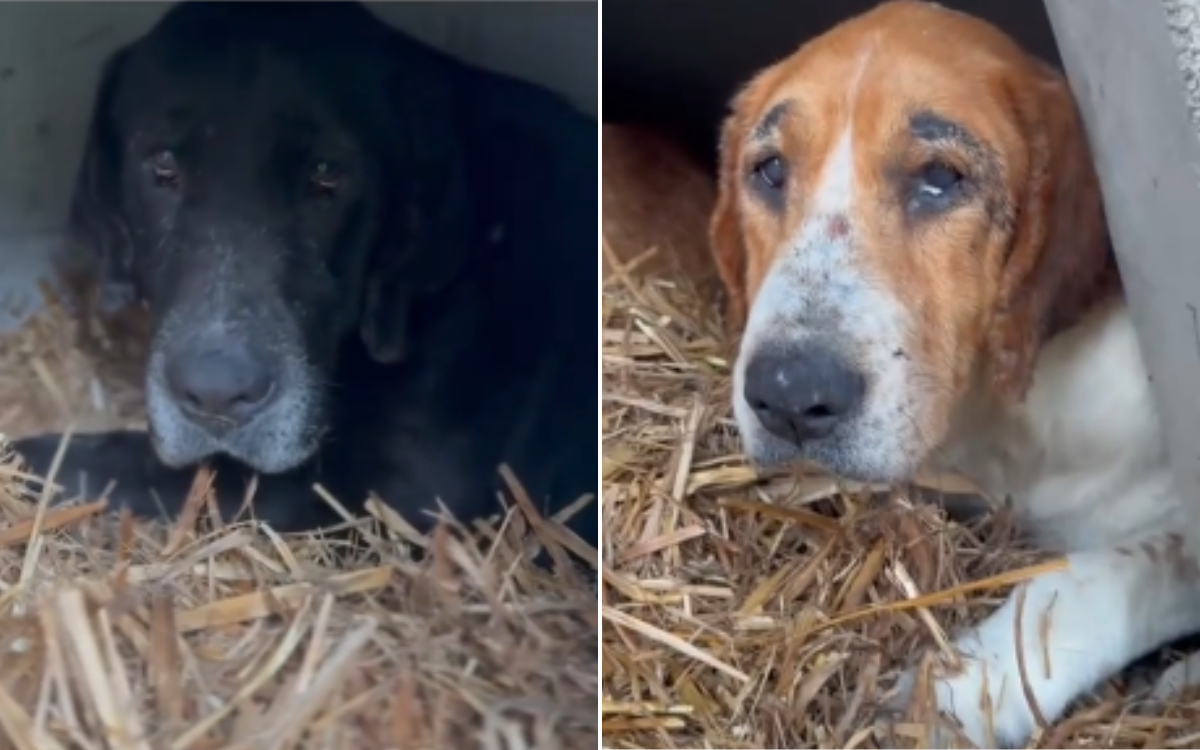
[8,431,334,531]
[880,533,1200,748]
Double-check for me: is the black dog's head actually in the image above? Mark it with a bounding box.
[71,2,478,473]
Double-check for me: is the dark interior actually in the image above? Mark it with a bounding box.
[602,0,1062,167]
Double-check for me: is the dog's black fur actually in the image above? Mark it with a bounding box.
[12,1,597,546]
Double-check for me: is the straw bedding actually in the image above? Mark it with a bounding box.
[0,278,598,749]
[600,127,1200,749]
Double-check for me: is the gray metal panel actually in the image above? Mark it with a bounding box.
[1044,0,1200,501]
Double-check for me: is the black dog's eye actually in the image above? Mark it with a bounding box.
[151,150,179,189]
[310,161,344,197]
[751,155,788,190]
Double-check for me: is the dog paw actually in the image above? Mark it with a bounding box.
[8,431,165,511]
[879,661,977,749]
[880,650,1033,750]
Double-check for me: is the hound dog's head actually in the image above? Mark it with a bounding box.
[715,0,1117,482]
[71,2,482,474]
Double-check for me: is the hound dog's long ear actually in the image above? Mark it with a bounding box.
[65,46,137,311]
[709,97,753,334]
[986,62,1119,402]
[359,51,477,365]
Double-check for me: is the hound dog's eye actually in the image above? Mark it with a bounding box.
[909,161,966,213]
[151,150,179,189]
[751,155,788,190]
[310,161,344,197]
[919,162,964,195]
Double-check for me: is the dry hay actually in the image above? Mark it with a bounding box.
[0,284,598,749]
[600,257,1200,748]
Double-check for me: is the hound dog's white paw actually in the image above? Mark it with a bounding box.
[881,648,1036,749]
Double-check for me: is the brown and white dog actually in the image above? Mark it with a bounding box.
[713,1,1200,746]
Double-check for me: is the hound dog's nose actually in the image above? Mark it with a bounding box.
[165,347,277,430]
[743,341,866,444]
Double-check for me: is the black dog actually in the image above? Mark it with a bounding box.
[12,2,597,546]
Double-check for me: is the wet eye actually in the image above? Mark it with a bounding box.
[909,161,967,215]
[916,162,964,198]
[310,161,343,197]
[751,155,788,190]
[151,150,179,189]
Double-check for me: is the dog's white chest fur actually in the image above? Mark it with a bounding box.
[937,300,1180,551]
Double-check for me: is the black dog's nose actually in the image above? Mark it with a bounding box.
[165,348,276,428]
[743,342,866,444]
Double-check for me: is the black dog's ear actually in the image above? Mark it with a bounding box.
[64,46,137,312]
[359,52,478,364]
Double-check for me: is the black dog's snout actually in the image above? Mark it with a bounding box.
[743,342,866,444]
[165,347,277,429]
